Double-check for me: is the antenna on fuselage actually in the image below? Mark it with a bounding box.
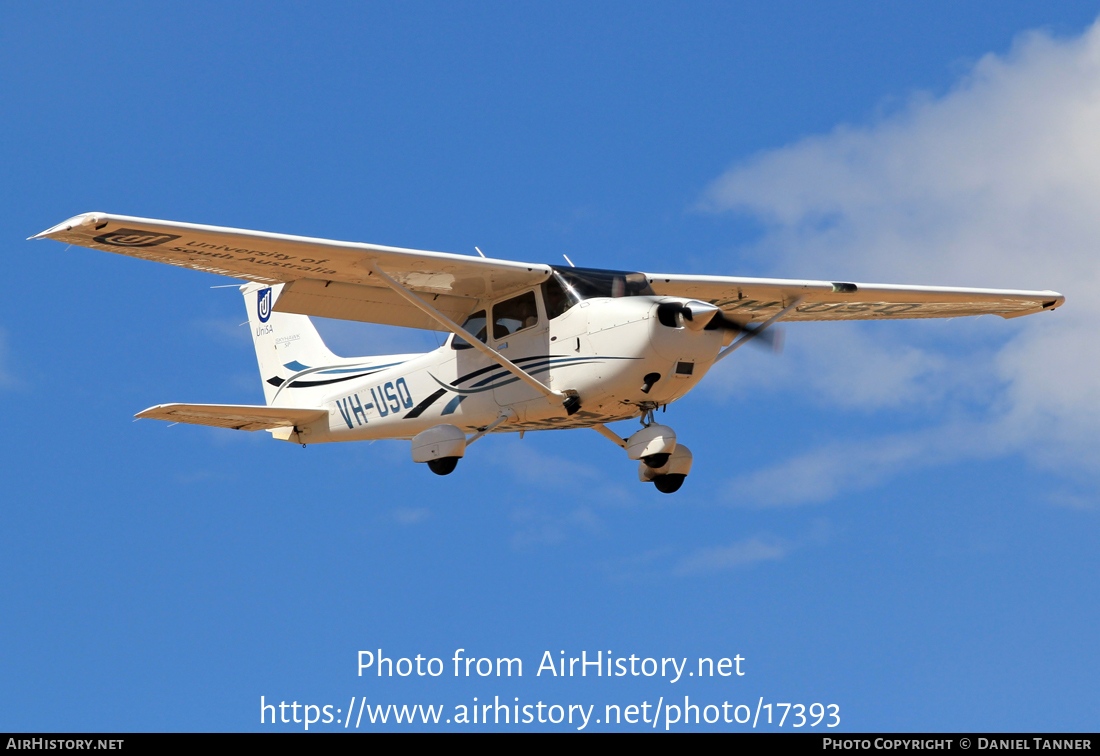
[562,254,576,267]
[474,246,486,258]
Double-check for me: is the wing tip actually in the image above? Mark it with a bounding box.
[135,403,175,419]
[29,212,109,241]
[1040,292,1066,310]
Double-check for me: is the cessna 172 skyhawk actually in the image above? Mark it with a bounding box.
[33,212,1064,493]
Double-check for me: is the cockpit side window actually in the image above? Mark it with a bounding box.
[492,291,539,340]
[451,310,488,350]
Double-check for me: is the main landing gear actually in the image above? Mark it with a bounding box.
[411,424,466,476]
[410,412,514,476]
[427,457,459,476]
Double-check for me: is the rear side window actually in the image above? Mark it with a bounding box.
[493,291,539,339]
[452,310,488,350]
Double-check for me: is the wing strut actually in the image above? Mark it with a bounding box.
[591,423,627,449]
[715,296,804,363]
[370,264,566,404]
[466,409,516,446]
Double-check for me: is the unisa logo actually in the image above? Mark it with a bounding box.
[93,228,181,248]
[257,288,273,323]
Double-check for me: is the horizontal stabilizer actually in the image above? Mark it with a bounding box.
[135,403,328,431]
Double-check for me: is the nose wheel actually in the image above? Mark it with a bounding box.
[591,419,694,494]
[651,474,686,494]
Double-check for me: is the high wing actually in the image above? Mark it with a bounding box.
[135,403,328,431]
[34,212,1064,327]
[646,274,1064,321]
[32,212,551,331]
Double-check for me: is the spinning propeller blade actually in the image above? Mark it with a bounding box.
[704,310,784,352]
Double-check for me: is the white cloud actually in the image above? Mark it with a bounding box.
[672,536,791,576]
[604,522,831,579]
[508,504,602,549]
[489,440,605,487]
[701,18,1100,490]
[599,546,679,583]
[725,421,1008,508]
[708,320,977,412]
[1046,491,1099,511]
[195,317,252,345]
[392,507,430,525]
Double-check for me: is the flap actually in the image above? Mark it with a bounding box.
[274,278,477,331]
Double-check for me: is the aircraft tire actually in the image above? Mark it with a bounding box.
[427,457,459,476]
[643,453,671,469]
[652,473,686,494]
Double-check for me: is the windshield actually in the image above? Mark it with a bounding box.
[451,310,487,350]
[549,265,654,305]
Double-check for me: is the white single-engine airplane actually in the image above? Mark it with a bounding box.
[33,212,1064,492]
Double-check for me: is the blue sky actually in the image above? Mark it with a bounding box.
[2,2,1098,732]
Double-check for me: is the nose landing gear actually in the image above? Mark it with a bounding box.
[638,444,693,493]
[591,407,694,494]
[652,473,686,494]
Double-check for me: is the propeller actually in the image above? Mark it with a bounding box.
[706,310,784,353]
[656,302,783,352]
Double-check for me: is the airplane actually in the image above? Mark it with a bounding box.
[31,212,1065,493]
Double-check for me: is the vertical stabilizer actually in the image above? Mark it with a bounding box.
[241,283,341,405]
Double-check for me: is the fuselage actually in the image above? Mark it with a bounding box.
[279,294,726,444]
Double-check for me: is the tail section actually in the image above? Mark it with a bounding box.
[242,283,342,405]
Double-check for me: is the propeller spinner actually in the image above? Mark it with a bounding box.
[656,301,783,351]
